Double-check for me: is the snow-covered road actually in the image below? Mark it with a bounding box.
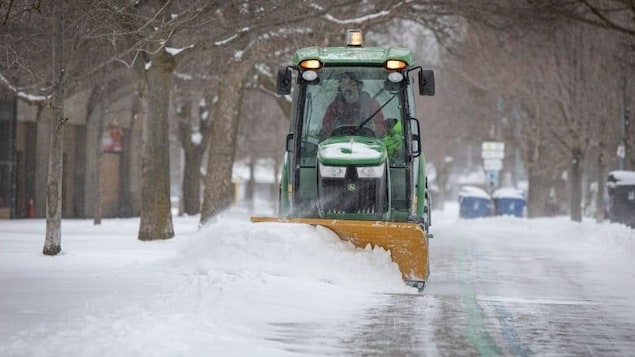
[330,211,635,356]
[1,203,634,356]
[252,207,635,356]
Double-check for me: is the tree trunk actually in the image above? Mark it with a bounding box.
[94,68,109,225]
[595,150,607,223]
[246,155,256,212]
[175,97,203,216]
[43,0,65,256]
[526,166,552,218]
[272,155,281,212]
[182,143,203,216]
[569,147,584,222]
[137,49,175,241]
[435,161,453,211]
[127,82,145,217]
[119,127,133,217]
[200,63,251,224]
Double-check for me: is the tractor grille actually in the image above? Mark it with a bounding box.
[319,166,384,215]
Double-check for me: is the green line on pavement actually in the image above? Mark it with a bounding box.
[457,237,501,356]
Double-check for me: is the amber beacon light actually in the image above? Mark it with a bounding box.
[345,29,363,47]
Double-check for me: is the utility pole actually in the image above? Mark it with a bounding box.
[624,76,631,170]
[619,76,631,170]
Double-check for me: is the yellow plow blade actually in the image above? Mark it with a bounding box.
[250,216,428,282]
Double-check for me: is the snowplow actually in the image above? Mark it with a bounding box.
[251,30,435,291]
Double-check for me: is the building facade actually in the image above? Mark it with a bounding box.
[0,88,142,219]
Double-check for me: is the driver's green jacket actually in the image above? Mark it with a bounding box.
[382,120,403,156]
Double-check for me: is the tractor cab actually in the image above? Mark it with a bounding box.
[276,30,434,225]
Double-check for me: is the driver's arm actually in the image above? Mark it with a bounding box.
[369,99,387,136]
[321,102,338,137]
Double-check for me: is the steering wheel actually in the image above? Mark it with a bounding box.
[331,124,376,138]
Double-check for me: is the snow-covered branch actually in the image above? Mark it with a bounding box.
[323,10,391,25]
[0,72,50,104]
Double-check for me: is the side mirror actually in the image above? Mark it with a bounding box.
[418,70,435,96]
[412,133,421,157]
[285,133,294,152]
[410,117,421,157]
[277,67,292,95]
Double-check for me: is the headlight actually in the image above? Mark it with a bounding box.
[388,72,404,83]
[357,163,385,178]
[302,70,318,81]
[385,60,407,70]
[319,163,346,178]
[299,59,322,69]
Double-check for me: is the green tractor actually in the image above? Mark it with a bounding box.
[252,30,435,291]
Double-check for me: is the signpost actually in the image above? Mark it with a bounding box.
[481,141,505,191]
[617,143,625,170]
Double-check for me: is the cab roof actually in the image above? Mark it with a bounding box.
[292,46,416,67]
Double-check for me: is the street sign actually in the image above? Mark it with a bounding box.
[482,151,505,160]
[481,141,505,160]
[617,144,625,159]
[483,159,503,171]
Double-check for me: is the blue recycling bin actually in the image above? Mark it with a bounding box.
[458,186,492,218]
[492,188,526,217]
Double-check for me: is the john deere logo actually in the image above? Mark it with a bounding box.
[347,183,357,191]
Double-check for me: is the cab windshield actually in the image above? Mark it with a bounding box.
[299,67,405,167]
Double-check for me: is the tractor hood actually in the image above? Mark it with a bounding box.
[317,136,387,166]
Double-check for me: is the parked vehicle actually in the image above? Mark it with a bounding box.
[606,170,635,228]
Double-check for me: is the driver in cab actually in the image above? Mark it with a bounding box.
[321,72,387,138]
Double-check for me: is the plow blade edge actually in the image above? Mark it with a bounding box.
[250,216,428,282]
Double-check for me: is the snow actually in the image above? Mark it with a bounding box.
[1,203,634,356]
[191,131,202,145]
[0,72,50,103]
[492,187,525,199]
[215,29,248,47]
[607,170,635,186]
[318,140,383,161]
[166,45,193,56]
[458,185,490,199]
[324,11,391,25]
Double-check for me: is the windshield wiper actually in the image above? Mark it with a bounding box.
[355,92,398,134]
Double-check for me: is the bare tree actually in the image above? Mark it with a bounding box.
[1,0,139,253]
[528,0,635,38]
[42,0,65,255]
[91,0,221,239]
[237,85,288,211]
[174,90,214,216]
[423,2,631,221]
